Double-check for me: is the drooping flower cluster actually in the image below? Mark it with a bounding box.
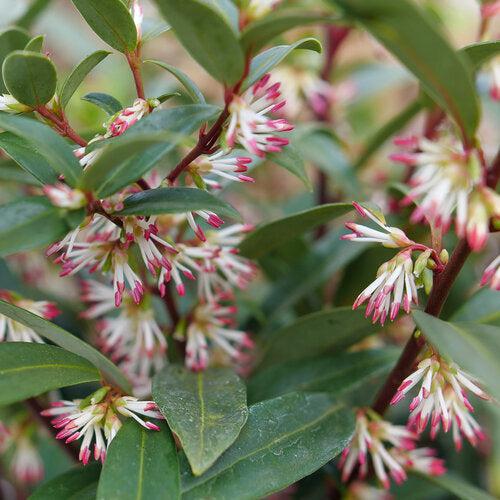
[339,410,445,489]
[391,350,490,450]
[41,387,163,464]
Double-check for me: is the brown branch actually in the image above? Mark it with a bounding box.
[36,106,88,147]
[126,51,146,100]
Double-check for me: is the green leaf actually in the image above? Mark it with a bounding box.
[411,471,495,500]
[239,203,351,259]
[17,0,53,30]
[0,28,31,93]
[71,0,137,53]
[153,0,245,85]
[145,60,205,104]
[25,34,45,52]
[0,113,82,186]
[97,420,180,500]
[80,105,219,197]
[152,366,248,476]
[243,37,322,90]
[60,51,111,109]
[118,187,240,220]
[241,12,335,53]
[461,40,500,70]
[259,307,381,368]
[181,392,354,499]
[267,143,311,190]
[450,288,500,326]
[0,132,59,185]
[0,159,43,185]
[328,0,479,141]
[2,50,57,107]
[0,343,100,405]
[0,197,75,256]
[82,92,123,115]
[31,463,101,500]
[413,311,500,401]
[0,300,131,392]
[142,21,171,43]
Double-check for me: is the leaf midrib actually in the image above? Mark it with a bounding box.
[0,362,98,376]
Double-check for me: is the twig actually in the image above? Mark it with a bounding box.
[126,51,146,100]
[36,105,88,147]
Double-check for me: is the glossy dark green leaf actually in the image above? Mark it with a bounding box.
[152,365,248,476]
[97,420,180,500]
[181,392,354,499]
[154,0,245,85]
[0,114,82,186]
[31,463,101,500]
[451,288,500,326]
[243,38,322,89]
[145,59,205,103]
[71,0,137,53]
[267,143,311,190]
[0,300,131,392]
[241,12,335,53]
[248,348,399,404]
[461,40,500,70]
[25,34,45,52]
[118,187,240,220]
[60,51,111,109]
[0,343,100,405]
[0,28,30,93]
[0,160,42,185]
[82,92,123,115]
[413,311,500,400]
[239,203,351,259]
[328,0,479,141]
[17,0,53,30]
[259,307,381,368]
[3,50,57,107]
[0,132,58,185]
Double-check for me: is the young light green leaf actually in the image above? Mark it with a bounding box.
[145,59,205,103]
[0,299,131,392]
[267,143,311,190]
[31,463,101,500]
[243,38,322,90]
[2,50,57,107]
[24,34,45,52]
[0,132,59,185]
[0,343,100,405]
[181,392,354,499]
[461,40,500,70]
[60,50,111,109]
[152,366,248,476]
[259,307,381,368]
[0,28,30,93]
[0,113,82,186]
[239,203,351,259]
[153,0,245,85]
[71,0,138,53]
[82,92,123,115]
[413,311,500,400]
[97,420,180,500]
[118,187,240,220]
[328,0,479,141]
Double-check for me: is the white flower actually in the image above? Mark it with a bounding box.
[390,447,446,477]
[243,0,283,21]
[185,209,224,242]
[481,255,500,290]
[43,183,87,209]
[108,98,151,137]
[10,436,44,484]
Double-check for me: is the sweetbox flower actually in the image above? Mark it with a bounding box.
[10,436,44,484]
[390,447,446,477]
[225,73,293,157]
[108,98,152,137]
[41,387,163,464]
[481,255,500,290]
[43,183,87,209]
[0,93,32,113]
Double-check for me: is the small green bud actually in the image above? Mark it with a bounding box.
[439,249,449,265]
[79,386,110,409]
[423,267,433,295]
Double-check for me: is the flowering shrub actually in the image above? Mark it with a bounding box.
[0,0,498,498]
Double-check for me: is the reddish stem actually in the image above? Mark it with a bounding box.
[126,50,146,100]
[36,106,88,147]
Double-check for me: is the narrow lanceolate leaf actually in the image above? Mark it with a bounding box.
[259,307,381,368]
[239,203,351,259]
[413,311,500,400]
[451,288,500,326]
[71,0,137,53]
[0,114,82,186]
[146,60,205,103]
[243,38,322,90]
[0,343,100,405]
[241,13,335,53]
[0,132,58,185]
[328,0,479,141]
[0,28,31,93]
[118,188,240,220]
[267,143,311,190]
[0,160,43,186]
[0,300,131,392]
[2,50,57,107]
[25,34,45,52]
[248,349,399,404]
[153,0,245,85]
[181,392,355,499]
[461,40,500,70]
[82,92,123,115]
[31,463,101,500]
[97,421,180,500]
[60,50,111,109]
[0,197,74,256]
[152,366,248,476]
